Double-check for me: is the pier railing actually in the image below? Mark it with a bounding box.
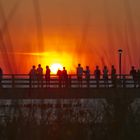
[0,74,139,88]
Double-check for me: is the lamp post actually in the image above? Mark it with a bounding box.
[118,49,123,79]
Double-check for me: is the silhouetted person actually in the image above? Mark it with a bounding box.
[37,64,43,88]
[130,66,137,88]
[94,66,101,88]
[111,65,117,87]
[103,66,109,88]
[29,65,37,88]
[0,68,3,88]
[77,64,83,87]
[84,66,90,88]
[137,69,140,88]
[45,66,51,88]
[62,67,68,88]
[57,69,62,88]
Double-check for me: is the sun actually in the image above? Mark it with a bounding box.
[50,63,63,74]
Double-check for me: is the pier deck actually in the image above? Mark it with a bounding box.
[0,74,139,99]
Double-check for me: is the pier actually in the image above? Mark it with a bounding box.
[0,74,139,99]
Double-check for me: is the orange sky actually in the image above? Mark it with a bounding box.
[0,0,140,74]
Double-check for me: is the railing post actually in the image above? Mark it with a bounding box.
[68,75,71,88]
[12,74,15,88]
[122,75,126,88]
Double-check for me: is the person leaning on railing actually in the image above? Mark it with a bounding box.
[103,66,109,88]
[62,67,68,88]
[84,66,90,88]
[77,64,83,87]
[94,66,101,88]
[0,67,3,88]
[130,66,137,88]
[111,65,117,88]
[57,69,62,88]
[29,65,37,88]
[45,66,51,88]
[137,69,140,88]
[37,64,43,88]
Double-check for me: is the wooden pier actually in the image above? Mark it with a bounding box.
[0,74,139,99]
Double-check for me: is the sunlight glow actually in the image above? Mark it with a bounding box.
[15,51,74,74]
[50,63,63,74]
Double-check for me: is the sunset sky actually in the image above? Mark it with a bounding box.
[0,0,140,74]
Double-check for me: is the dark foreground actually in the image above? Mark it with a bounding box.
[0,98,140,140]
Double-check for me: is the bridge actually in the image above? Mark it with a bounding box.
[0,74,139,99]
[0,74,139,136]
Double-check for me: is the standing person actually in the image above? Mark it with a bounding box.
[111,65,117,87]
[29,65,37,88]
[137,69,140,88]
[76,64,83,87]
[37,64,43,88]
[130,66,137,88]
[0,68,3,88]
[94,66,101,88]
[45,66,51,88]
[57,69,62,88]
[62,67,68,88]
[84,66,90,88]
[103,66,109,88]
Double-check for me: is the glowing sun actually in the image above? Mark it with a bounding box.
[50,63,63,74]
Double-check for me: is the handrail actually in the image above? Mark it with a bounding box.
[0,74,139,88]
[1,73,132,77]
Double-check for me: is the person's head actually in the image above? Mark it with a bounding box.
[63,67,65,70]
[46,65,49,69]
[96,65,99,69]
[32,65,35,69]
[78,64,81,67]
[86,66,89,69]
[112,65,114,68]
[132,66,135,69]
[104,66,107,69]
[38,64,41,67]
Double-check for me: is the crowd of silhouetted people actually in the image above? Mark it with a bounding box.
[28,63,140,88]
[0,64,140,88]
[77,64,118,88]
[29,64,68,88]
[76,64,140,88]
